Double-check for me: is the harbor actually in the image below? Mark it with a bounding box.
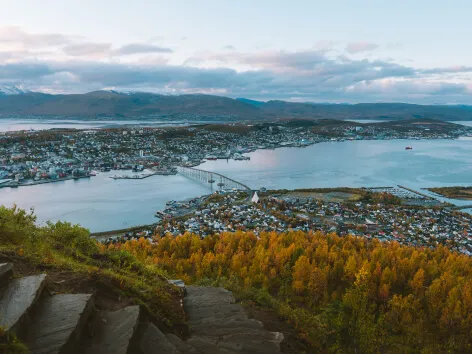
[3,138,472,232]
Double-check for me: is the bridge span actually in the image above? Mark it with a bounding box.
[177,166,252,192]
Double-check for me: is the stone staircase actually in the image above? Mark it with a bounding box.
[0,263,284,353]
[181,286,284,353]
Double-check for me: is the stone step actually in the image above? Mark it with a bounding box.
[166,334,199,353]
[0,274,47,332]
[24,293,94,354]
[217,337,282,354]
[135,322,179,354]
[186,304,246,322]
[0,263,13,285]
[82,305,140,354]
[184,286,284,354]
[186,336,231,354]
[188,334,283,354]
[191,325,272,338]
[189,317,263,329]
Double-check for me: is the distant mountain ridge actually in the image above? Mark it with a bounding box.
[0,86,29,95]
[0,89,472,121]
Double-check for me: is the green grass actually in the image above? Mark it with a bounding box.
[0,205,186,332]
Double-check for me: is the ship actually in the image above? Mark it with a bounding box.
[405,146,413,150]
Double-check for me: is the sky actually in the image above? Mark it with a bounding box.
[0,0,471,104]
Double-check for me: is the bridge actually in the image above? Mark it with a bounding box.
[177,166,252,193]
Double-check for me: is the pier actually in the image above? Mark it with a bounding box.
[177,166,252,192]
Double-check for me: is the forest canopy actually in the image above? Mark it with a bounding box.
[106,230,472,353]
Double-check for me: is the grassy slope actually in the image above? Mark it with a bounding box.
[0,206,187,351]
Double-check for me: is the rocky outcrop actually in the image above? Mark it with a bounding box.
[0,263,284,353]
[25,294,94,353]
[0,263,179,353]
[0,273,46,332]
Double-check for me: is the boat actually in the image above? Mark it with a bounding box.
[208,179,215,183]
[405,146,413,150]
[205,155,218,160]
[217,182,225,187]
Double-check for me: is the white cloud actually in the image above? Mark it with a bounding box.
[346,42,379,54]
[0,26,471,103]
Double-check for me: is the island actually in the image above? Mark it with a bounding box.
[427,186,472,200]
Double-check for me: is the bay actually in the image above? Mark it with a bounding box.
[0,172,212,232]
[2,138,472,232]
[0,118,213,132]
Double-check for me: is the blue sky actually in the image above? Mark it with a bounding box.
[0,0,471,103]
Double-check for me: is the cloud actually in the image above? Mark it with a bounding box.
[0,28,471,104]
[1,57,471,104]
[421,65,472,74]
[115,43,173,55]
[63,42,112,57]
[0,26,73,48]
[346,42,379,54]
[0,26,172,59]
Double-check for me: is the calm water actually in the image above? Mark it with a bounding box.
[0,118,210,132]
[0,172,212,232]
[202,138,472,200]
[2,138,472,232]
[1,118,471,132]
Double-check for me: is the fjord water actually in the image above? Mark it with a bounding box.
[0,173,212,232]
[202,138,472,191]
[2,138,472,232]
[0,118,198,131]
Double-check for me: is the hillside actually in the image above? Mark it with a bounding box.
[2,204,472,352]
[0,89,472,120]
[257,100,472,121]
[0,91,262,119]
[0,205,291,353]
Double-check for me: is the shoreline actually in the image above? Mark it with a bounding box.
[0,135,467,191]
[424,186,472,201]
[90,223,158,240]
[0,175,92,189]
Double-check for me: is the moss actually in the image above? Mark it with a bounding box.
[0,328,28,354]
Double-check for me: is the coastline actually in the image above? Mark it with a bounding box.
[0,175,92,189]
[90,223,158,240]
[424,186,472,201]
[3,137,472,233]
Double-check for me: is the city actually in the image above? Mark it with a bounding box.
[2,3,472,352]
[1,119,470,188]
[103,186,472,256]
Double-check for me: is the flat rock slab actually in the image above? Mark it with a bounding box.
[25,293,94,354]
[186,336,232,354]
[184,286,284,354]
[84,305,140,354]
[0,274,47,331]
[166,333,198,353]
[138,322,179,354]
[0,263,13,285]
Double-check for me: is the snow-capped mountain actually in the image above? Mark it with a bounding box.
[0,86,29,95]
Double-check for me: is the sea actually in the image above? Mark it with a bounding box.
[0,118,213,131]
[1,119,472,232]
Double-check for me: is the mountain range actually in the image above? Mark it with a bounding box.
[1,86,472,121]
